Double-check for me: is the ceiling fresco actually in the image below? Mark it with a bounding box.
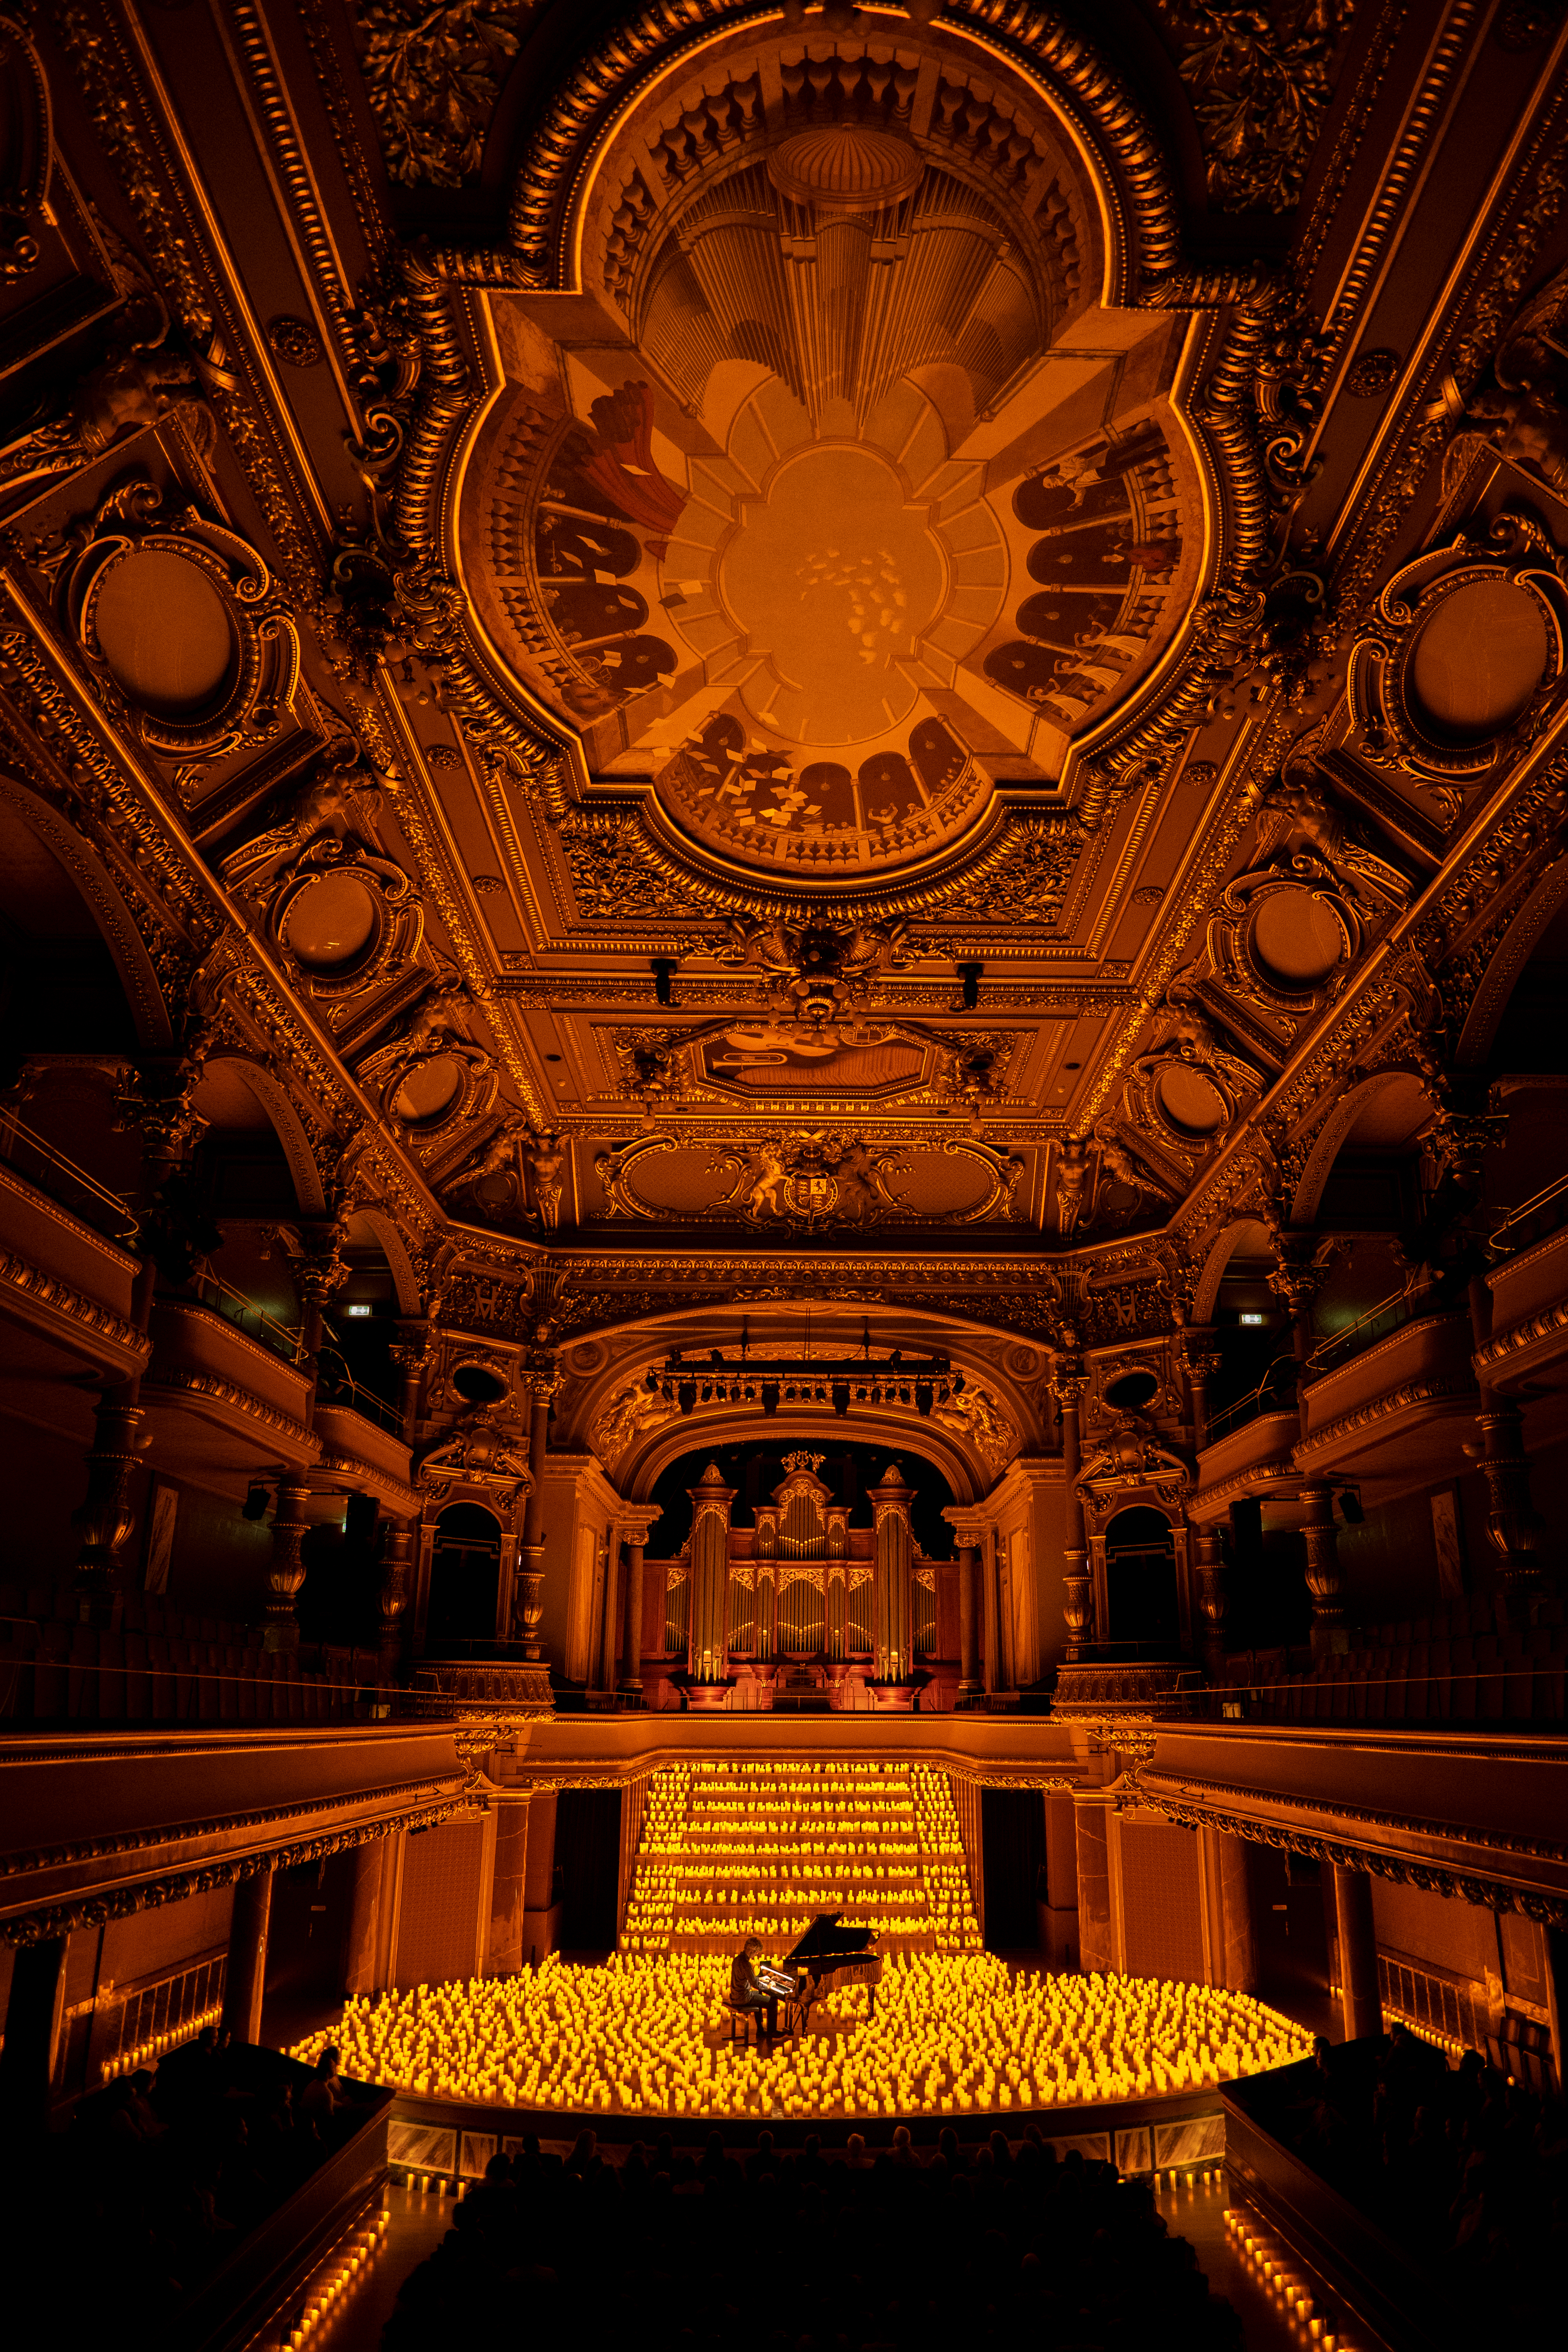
[461,31,1207,883]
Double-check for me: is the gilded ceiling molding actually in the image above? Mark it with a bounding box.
[53,1,333,623]
[1147,1,1356,215]
[2,1793,472,1947]
[1138,1771,1568,1927]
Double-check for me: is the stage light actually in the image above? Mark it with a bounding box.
[678,1381,696,1414]
[761,1382,779,1416]
[832,1382,850,1417]
[242,1483,271,1521]
[915,1381,933,1416]
[1338,1489,1364,1523]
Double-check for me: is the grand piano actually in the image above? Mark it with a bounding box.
[758,1912,883,2039]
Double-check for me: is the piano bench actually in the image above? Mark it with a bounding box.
[725,2000,763,2049]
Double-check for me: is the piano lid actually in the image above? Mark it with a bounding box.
[784,1911,877,1964]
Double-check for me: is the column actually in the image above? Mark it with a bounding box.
[488,1795,530,1976]
[1332,1862,1382,2042]
[344,1839,386,1998]
[595,1532,622,1696]
[389,1321,434,1444]
[1180,1334,1222,1452]
[263,1477,312,1653]
[686,1463,735,1690]
[622,1537,647,1693]
[513,1364,554,1658]
[69,1396,146,1626]
[0,1934,68,2135]
[1300,1481,1348,1656]
[1074,1793,1114,1975]
[617,1506,661,1698]
[1468,1269,1548,1623]
[1053,1352,1093,1656]
[869,1463,916,1686]
[1041,1793,1080,1969]
[522,1791,559,1963]
[1193,1524,1227,1682]
[1212,1829,1258,1991]
[223,1865,274,2044]
[378,1517,415,1684]
[957,1544,981,1701]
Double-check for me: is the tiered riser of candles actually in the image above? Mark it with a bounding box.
[620,1758,983,1954]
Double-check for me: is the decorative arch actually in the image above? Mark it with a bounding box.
[353,1202,423,1314]
[616,1410,986,1508]
[1192,1215,1274,1323]
[1456,857,1568,1069]
[1290,1071,1425,1225]
[0,769,171,1046]
[559,1303,1045,1497]
[204,1053,326,1212]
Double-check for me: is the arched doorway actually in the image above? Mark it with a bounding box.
[1104,1506,1179,1651]
[426,1501,502,1649]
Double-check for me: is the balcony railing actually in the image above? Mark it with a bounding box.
[1486,1168,1568,1261]
[192,1268,302,1361]
[1202,1355,1299,1443]
[1305,1275,1448,1380]
[315,1338,403,1434]
[0,1107,139,1246]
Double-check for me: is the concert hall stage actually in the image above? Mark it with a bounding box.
[294,1950,1312,2179]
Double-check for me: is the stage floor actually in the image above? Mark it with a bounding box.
[295,1952,1314,2153]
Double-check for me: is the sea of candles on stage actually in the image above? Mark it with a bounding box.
[622,1759,983,1953]
[293,1954,1315,2121]
[1222,2203,1354,2348]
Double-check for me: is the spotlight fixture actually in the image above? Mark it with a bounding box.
[958,960,982,1010]
[241,1483,271,1521]
[1338,1488,1365,1524]
[761,1381,780,1417]
[832,1381,850,1417]
[652,956,677,1007]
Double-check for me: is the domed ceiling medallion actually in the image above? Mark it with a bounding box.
[461,41,1210,887]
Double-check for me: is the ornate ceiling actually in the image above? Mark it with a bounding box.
[4,0,1568,1489]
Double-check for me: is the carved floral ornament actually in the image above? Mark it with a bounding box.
[595,1128,1024,1229]
[221,747,424,1002]
[58,476,299,760]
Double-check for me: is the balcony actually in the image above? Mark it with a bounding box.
[141,1295,316,1481]
[1476,1180,1568,1410]
[1193,1406,1301,1523]
[1294,1308,1477,1506]
[0,1138,148,1421]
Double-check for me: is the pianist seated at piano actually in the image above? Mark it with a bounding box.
[730,1938,780,2041]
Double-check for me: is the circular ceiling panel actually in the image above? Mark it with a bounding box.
[283,872,378,971]
[1155,1062,1228,1137]
[1249,887,1346,989]
[1408,579,1550,741]
[93,550,236,718]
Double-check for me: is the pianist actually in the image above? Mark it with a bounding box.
[730,1938,779,2042]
